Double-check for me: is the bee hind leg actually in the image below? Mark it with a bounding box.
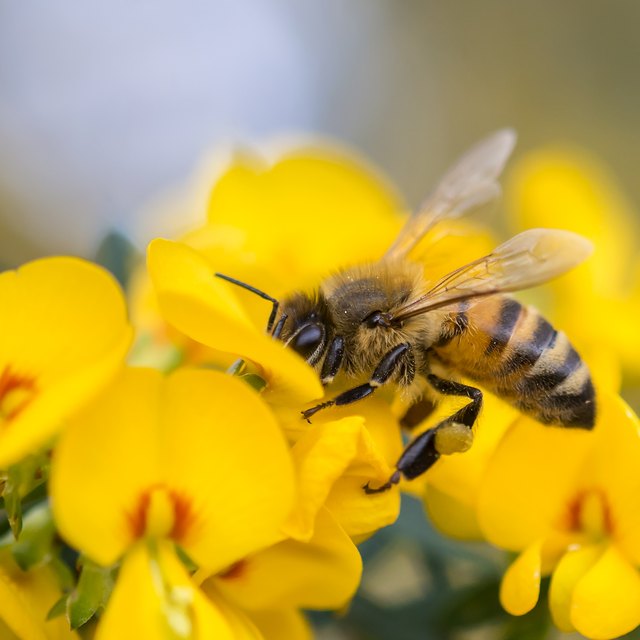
[362,375,482,493]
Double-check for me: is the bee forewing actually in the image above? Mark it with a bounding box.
[392,228,593,318]
[385,128,517,259]
[490,228,594,287]
[432,128,517,209]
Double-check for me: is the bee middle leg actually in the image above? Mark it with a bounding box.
[363,375,483,494]
[301,343,414,421]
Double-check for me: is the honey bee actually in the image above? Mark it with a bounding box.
[217,130,595,493]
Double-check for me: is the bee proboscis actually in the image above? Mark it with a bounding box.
[217,129,595,493]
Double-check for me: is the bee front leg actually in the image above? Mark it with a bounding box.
[302,343,414,421]
[363,375,483,494]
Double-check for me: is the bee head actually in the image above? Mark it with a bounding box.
[278,292,330,365]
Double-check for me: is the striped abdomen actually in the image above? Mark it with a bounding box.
[432,297,596,429]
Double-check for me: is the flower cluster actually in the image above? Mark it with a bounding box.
[1,139,639,640]
[419,146,640,638]
[0,146,408,639]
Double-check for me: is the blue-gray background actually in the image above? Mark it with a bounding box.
[2,1,640,265]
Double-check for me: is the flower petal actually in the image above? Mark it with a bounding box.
[202,586,264,640]
[500,540,543,616]
[323,400,402,539]
[423,484,482,540]
[506,149,637,296]
[205,146,404,288]
[0,549,79,639]
[571,545,640,639]
[283,412,400,541]
[147,238,322,404]
[159,369,296,573]
[506,150,640,377]
[211,508,361,611]
[477,413,593,550]
[96,542,236,640]
[548,544,603,633]
[423,390,518,540]
[575,393,640,565]
[0,257,131,467]
[51,368,163,566]
[249,609,312,640]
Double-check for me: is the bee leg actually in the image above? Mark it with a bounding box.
[363,429,440,493]
[271,312,288,339]
[363,376,482,493]
[400,396,438,430]
[302,343,413,421]
[320,336,345,386]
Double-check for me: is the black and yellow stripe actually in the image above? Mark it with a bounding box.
[432,296,595,429]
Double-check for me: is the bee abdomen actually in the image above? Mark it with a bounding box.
[488,300,595,429]
[436,297,596,429]
[511,330,595,428]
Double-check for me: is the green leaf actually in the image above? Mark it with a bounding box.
[47,594,68,621]
[1,454,49,539]
[9,502,55,570]
[49,554,76,591]
[93,230,140,290]
[128,332,184,372]
[434,578,505,630]
[241,373,267,392]
[3,467,22,539]
[227,359,247,376]
[67,557,117,630]
[174,544,198,573]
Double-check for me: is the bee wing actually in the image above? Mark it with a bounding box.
[385,129,517,260]
[392,229,593,320]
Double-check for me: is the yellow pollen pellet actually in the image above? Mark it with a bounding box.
[435,422,474,455]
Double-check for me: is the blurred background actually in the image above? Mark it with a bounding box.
[2,1,640,265]
[2,3,639,639]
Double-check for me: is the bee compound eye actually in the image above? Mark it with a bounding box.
[290,324,325,361]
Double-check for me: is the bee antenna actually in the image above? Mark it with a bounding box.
[214,273,280,333]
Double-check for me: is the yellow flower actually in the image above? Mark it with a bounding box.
[0,548,79,639]
[192,392,404,639]
[143,141,518,583]
[131,144,405,370]
[144,144,415,544]
[282,398,403,543]
[0,257,131,468]
[143,141,494,385]
[507,148,640,385]
[477,390,640,639]
[50,367,296,638]
[418,148,637,543]
[147,238,322,405]
[201,507,361,640]
[194,145,405,296]
[413,390,521,540]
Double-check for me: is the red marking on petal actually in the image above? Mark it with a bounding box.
[219,559,248,581]
[127,485,196,543]
[168,489,195,542]
[0,366,37,421]
[127,489,153,539]
[563,488,614,537]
